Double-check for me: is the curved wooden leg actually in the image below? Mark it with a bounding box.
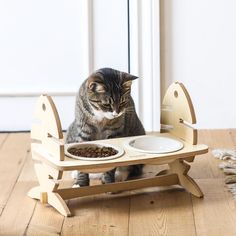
[48,192,71,217]
[28,163,71,216]
[28,187,71,216]
[169,159,203,198]
[28,186,41,200]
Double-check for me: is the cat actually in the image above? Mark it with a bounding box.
[66,68,145,187]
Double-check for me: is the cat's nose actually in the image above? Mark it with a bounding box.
[112,111,119,117]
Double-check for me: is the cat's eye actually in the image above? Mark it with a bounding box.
[120,96,129,104]
[102,104,111,109]
[120,97,125,103]
[101,101,111,108]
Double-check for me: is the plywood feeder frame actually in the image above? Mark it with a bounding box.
[28,82,208,216]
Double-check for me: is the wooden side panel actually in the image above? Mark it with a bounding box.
[34,95,63,139]
[31,95,64,161]
[161,82,197,144]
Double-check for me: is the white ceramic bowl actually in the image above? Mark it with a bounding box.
[65,142,124,161]
[124,135,184,154]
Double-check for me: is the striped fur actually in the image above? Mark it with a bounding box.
[66,68,145,186]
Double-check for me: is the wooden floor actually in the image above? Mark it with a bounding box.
[0,130,236,236]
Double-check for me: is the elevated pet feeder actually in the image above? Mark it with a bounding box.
[28,82,208,216]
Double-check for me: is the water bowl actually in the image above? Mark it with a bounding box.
[124,135,184,154]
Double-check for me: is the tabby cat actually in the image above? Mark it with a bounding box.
[66,68,145,187]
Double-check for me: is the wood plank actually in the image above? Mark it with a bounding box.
[0,133,8,148]
[229,128,236,145]
[0,147,37,235]
[1,130,236,235]
[189,130,235,179]
[32,133,208,171]
[61,194,130,236]
[129,189,196,236]
[0,133,8,214]
[161,82,197,144]
[25,203,64,236]
[192,178,236,236]
[57,174,179,199]
[1,136,65,236]
[0,133,30,215]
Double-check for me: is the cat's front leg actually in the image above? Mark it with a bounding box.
[101,169,116,184]
[114,166,129,182]
[101,167,129,184]
[72,171,89,187]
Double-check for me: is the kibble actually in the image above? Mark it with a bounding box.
[68,146,118,158]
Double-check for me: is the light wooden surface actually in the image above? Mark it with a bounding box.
[32,134,208,171]
[28,90,208,217]
[0,130,236,236]
[161,82,197,144]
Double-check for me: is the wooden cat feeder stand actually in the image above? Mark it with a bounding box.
[28,82,208,216]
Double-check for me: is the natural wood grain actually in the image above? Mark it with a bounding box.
[25,202,64,236]
[1,131,236,235]
[32,95,64,161]
[0,133,8,148]
[161,82,197,144]
[0,133,30,215]
[62,194,130,236]
[169,159,203,197]
[28,92,207,217]
[0,147,36,235]
[57,174,179,200]
[192,179,236,236]
[189,130,235,179]
[23,157,65,236]
[129,189,196,236]
[32,136,208,171]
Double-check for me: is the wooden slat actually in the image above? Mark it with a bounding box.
[43,137,64,161]
[2,131,236,235]
[34,95,63,139]
[192,179,236,236]
[19,152,65,235]
[56,174,179,199]
[129,189,196,236]
[0,133,30,215]
[0,143,37,235]
[0,133,8,147]
[62,194,130,236]
[31,123,43,140]
[229,128,236,145]
[161,82,197,144]
[189,130,235,179]
[31,133,208,171]
[25,201,64,236]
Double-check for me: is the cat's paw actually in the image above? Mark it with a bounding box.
[72,183,80,188]
[71,170,79,179]
[115,167,129,182]
[101,175,114,184]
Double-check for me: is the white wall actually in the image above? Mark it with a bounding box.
[0,0,129,131]
[0,0,160,132]
[160,0,236,129]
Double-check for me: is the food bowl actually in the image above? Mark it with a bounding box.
[124,135,184,154]
[65,142,124,161]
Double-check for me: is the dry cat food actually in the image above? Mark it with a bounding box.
[68,146,118,158]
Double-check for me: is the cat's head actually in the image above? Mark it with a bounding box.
[86,68,137,120]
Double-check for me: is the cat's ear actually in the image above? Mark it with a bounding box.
[122,73,138,89]
[87,78,105,93]
[123,72,138,82]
